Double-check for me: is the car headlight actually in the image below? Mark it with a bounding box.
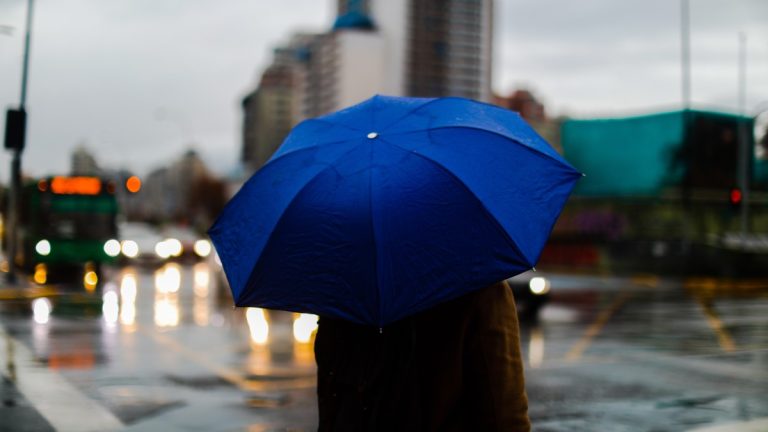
[121,240,139,258]
[529,277,550,295]
[155,240,171,259]
[193,239,212,257]
[165,238,183,257]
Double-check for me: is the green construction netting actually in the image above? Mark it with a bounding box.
[562,110,757,197]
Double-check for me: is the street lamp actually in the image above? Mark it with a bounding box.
[3,0,34,283]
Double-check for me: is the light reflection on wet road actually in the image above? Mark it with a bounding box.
[0,266,767,431]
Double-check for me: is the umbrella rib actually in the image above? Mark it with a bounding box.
[240,138,375,322]
[310,117,366,132]
[386,125,581,174]
[367,141,383,327]
[262,136,358,171]
[378,136,534,267]
[377,96,521,134]
[376,97,441,132]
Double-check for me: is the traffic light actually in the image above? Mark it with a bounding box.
[4,108,26,150]
[729,187,742,208]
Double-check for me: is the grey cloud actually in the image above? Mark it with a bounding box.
[1,0,766,179]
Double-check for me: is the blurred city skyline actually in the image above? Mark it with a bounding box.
[1,0,767,179]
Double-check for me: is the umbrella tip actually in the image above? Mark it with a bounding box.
[367,132,379,139]
[581,173,587,177]
[532,267,537,272]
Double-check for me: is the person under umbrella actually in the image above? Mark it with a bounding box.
[314,279,530,431]
[209,95,581,431]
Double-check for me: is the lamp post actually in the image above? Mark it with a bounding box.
[4,0,34,283]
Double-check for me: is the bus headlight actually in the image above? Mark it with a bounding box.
[103,239,121,257]
[529,277,550,295]
[35,239,52,256]
[34,263,47,285]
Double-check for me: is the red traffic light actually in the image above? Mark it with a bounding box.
[730,188,742,205]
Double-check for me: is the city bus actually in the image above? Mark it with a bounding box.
[18,176,120,290]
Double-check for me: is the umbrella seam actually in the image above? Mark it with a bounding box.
[384,125,581,174]
[377,96,522,134]
[367,140,383,327]
[376,97,440,132]
[309,117,366,132]
[266,136,359,168]
[378,136,535,267]
[240,138,375,322]
[211,138,359,303]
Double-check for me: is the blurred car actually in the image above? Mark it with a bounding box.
[158,225,212,262]
[506,270,551,319]
[118,222,165,265]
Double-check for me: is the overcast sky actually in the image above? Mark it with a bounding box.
[1,0,767,181]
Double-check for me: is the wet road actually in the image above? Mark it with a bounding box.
[1,264,767,431]
[519,275,768,431]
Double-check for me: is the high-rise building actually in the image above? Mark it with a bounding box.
[70,144,100,176]
[345,0,494,101]
[140,150,214,223]
[241,34,320,172]
[241,0,494,171]
[241,65,294,172]
[310,28,387,116]
[319,0,495,112]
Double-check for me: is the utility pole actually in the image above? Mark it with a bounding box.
[4,0,34,284]
[737,32,749,240]
[679,0,693,255]
[680,0,691,110]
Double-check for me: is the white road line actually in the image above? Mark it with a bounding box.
[0,325,123,432]
[686,418,768,432]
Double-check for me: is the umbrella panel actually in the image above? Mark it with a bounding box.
[242,139,530,326]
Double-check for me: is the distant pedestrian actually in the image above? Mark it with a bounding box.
[314,280,531,432]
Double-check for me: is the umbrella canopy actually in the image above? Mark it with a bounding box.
[209,95,581,326]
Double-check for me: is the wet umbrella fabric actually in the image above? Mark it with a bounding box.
[209,95,581,327]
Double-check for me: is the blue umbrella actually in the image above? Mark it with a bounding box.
[209,95,581,327]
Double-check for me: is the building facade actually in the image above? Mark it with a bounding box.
[241,0,494,171]
[70,145,100,176]
[241,34,320,173]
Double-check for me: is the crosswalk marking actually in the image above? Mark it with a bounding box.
[0,324,124,432]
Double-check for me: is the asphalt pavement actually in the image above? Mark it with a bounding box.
[0,262,767,431]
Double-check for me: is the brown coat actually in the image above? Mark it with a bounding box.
[314,282,531,431]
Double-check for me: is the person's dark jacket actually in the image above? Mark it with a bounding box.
[314,281,531,431]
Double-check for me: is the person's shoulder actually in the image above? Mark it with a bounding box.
[473,281,511,302]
